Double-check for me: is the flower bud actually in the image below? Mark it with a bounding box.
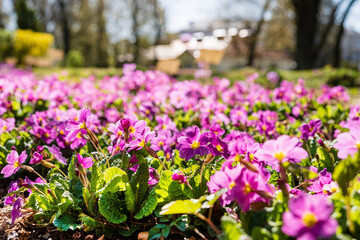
[40,160,55,169]
[120,118,130,130]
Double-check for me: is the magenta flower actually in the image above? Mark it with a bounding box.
[5,181,20,205]
[1,150,27,178]
[207,165,243,206]
[299,119,322,140]
[11,197,24,224]
[48,145,67,165]
[76,154,93,169]
[177,126,212,160]
[127,126,155,151]
[234,168,274,212]
[255,135,308,172]
[65,108,91,142]
[333,126,360,159]
[29,151,43,164]
[282,194,338,240]
[208,135,230,158]
[172,172,187,183]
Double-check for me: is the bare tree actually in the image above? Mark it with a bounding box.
[333,0,358,67]
[247,0,272,66]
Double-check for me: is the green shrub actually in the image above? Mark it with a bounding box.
[326,68,359,87]
[65,50,85,68]
[0,29,13,60]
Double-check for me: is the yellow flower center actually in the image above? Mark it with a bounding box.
[331,187,337,193]
[262,125,267,131]
[249,153,254,161]
[158,141,164,147]
[129,126,135,134]
[191,141,200,150]
[145,109,150,114]
[216,144,223,152]
[76,132,82,139]
[2,125,7,131]
[139,139,146,147]
[44,132,50,138]
[13,161,20,168]
[356,142,360,149]
[237,111,243,116]
[234,154,241,163]
[75,116,79,121]
[229,182,236,190]
[79,122,86,129]
[243,183,252,194]
[274,152,286,161]
[302,212,317,228]
[162,124,167,130]
[117,130,123,136]
[59,130,65,135]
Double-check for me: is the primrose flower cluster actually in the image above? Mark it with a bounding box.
[0,64,359,239]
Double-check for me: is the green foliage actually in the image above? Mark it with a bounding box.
[98,192,127,224]
[333,153,360,195]
[53,214,81,231]
[65,50,85,68]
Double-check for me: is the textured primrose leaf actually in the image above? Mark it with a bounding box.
[53,214,81,231]
[155,170,172,203]
[103,175,127,193]
[99,192,127,224]
[134,188,158,219]
[79,213,103,232]
[130,162,149,207]
[103,166,127,182]
[118,225,139,237]
[68,154,76,180]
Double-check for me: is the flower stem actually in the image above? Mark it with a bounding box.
[196,213,221,235]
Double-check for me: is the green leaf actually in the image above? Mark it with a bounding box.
[98,192,127,224]
[333,154,360,195]
[102,175,127,193]
[220,216,246,240]
[202,188,227,208]
[134,188,158,219]
[160,198,204,215]
[103,167,126,182]
[130,163,149,207]
[79,213,104,232]
[251,227,271,240]
[155,170,172,204]
[68,154,76,180]
[148,224,168,240]
[118,225,139,237]
[90,163,104,193]
[53,214,81,231]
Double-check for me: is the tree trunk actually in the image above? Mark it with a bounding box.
[131,0,140,64]
[96,0,109,67]
[313,0,343,64]
[292,0,320,70]
[247,0,271,66]
[153,0,161,65]
[57,0,70,59]
[333,0,357,68]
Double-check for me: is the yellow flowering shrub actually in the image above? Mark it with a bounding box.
[14,29,54,60]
